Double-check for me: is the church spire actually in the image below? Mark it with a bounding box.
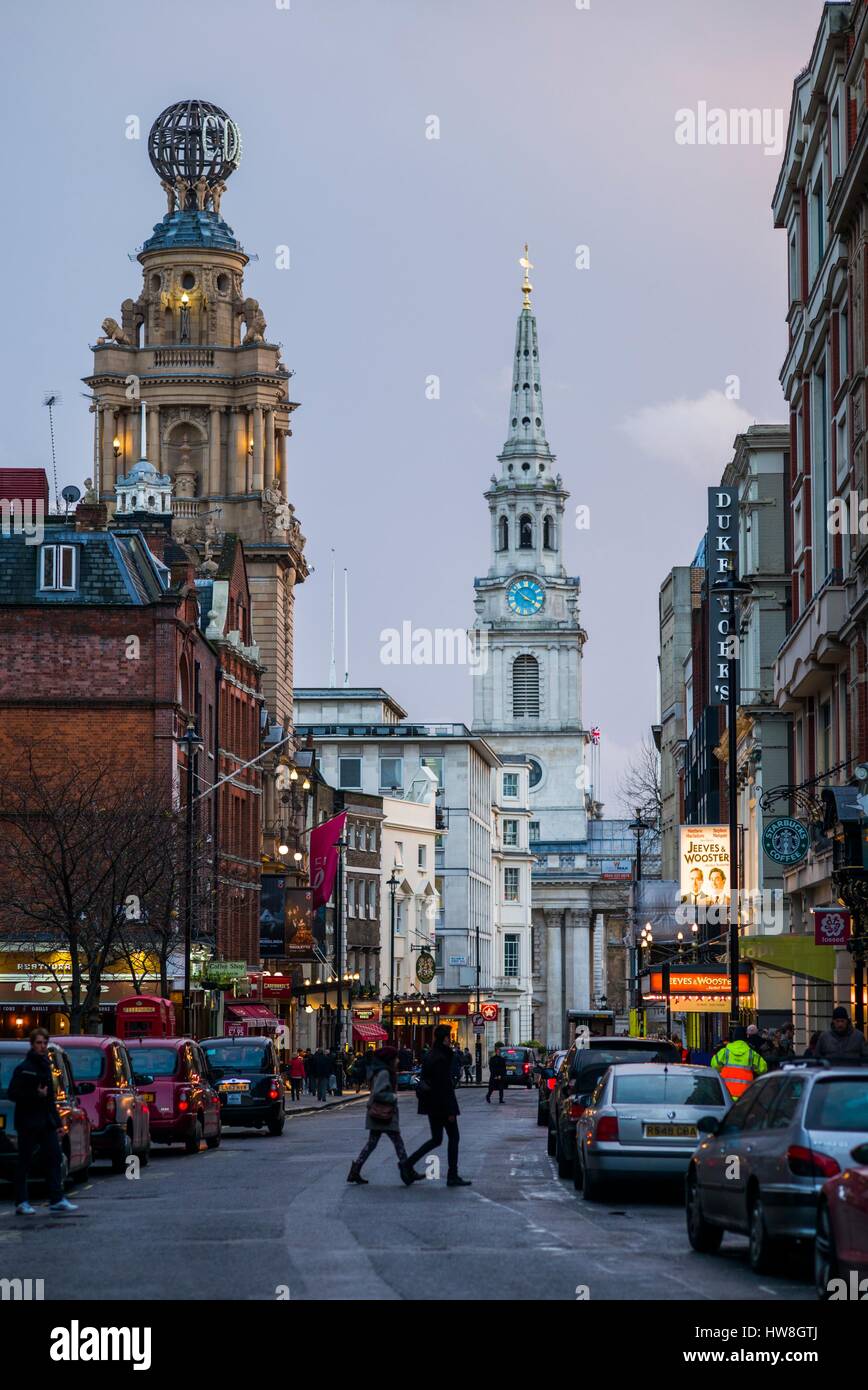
[500,246,553,467]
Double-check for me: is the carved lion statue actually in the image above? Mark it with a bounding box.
[101,317,130,345]
[238,297,267,345]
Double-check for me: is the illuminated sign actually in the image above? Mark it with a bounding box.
[645,968,751,998]
[679,825,731,904]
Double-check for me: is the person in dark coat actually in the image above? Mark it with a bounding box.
[312,1046,332,1103]
[303,1048,315,1095]
[9,1028,77,1215]
[486,1043,507,1103]
[347,1047,411,1184]
[815,1007,868,1062]
[451,1044,464,1088]
[401,1024,471,1187]
[462,1047,473,1085]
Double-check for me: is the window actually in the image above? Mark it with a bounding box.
[498,515,509,550]
[368,881,378,918]
[819,699,832,774]
[811,173,825,277]
[421,754,444,788]
[806,1078,868,1132]
[767,1077,807,1130]
[789,226,800,302]
[812,368,830,584]
[831,102,841,181]
[512,654,540,717]
[543,515,555,550]
[417,844,427,871]
[338,756,362,789]
[40,544,76,591]
[504,867,520,902]
[394,840,404,867]
[379,756,403,792]
[503,773,519,799]
[529,820,540,844]
[840,305,849,381]
[503,819,519,847]
[518,514,533,549]
[503,935,519,976]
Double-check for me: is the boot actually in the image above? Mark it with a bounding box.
[399,1161,425,1186]
[447,1175,472,1187]
[347,1162,368,1185]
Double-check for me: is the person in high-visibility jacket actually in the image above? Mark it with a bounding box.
[710,1025,767,1099]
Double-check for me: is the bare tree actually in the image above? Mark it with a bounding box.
[0,748,205,1031]
[617,733,662,829]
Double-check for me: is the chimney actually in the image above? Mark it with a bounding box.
[74,500,108,531]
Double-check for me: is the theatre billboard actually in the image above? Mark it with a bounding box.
[679,825,731,904]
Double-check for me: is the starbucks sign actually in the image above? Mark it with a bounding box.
[762,817,809,866]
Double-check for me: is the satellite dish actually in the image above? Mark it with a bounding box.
[61,485,81,507]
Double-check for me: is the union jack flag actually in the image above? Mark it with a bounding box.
[589,726,601,745]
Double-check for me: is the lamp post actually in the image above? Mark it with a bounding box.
[181,721,204,1035]
[629,810,650,1020]
[712,567,752,1029]
[388,871,399,1041]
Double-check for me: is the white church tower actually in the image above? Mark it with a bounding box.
[471,253,599,1050]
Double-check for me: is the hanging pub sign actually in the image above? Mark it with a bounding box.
[679,825,731,904]
[707,487,739,707]
[415,950,436,984]
[814,908,852,947]
[762,817,810,867]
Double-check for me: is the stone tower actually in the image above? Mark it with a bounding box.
[84,99,308,727]
[471,252,588,847]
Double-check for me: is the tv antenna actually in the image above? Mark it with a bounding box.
[42,392,62,513]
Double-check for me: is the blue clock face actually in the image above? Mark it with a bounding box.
[507,577,545,615]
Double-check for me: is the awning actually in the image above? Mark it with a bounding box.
[225,1003,280,1029]
[352,1020,388,1043]
[740,934,836,984]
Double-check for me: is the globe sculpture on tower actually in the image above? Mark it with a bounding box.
[148,99,242,215]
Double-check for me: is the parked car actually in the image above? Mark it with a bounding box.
[127,1038,221,1153]
[815,1140,868,1298]
[57,1036,151,1172]
[575,1063,730,1199]
[686,1062,868,1274]
[201,1036,285,1135]
[397,1068,420,1091]
[499,1046,537,1088]
[537,1050,567,1127]
[550,1037,682,1179]
[0,1040,93,1189]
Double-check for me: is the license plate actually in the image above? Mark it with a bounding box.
[227,1093,243,1105]
[645,1123,697,1139]
[222,1082,248,1092]
[139,1092,155,1103]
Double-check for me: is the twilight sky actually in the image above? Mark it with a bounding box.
[2,0,827,808]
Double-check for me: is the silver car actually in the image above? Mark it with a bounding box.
[575,1063,730,1202]
[686,1062,868,1274]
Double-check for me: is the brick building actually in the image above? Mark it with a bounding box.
[0,491,263,969]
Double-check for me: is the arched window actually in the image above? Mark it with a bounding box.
[498,515,509,551]
[518,514,533,549]
[543,515,555,550]
[512,654,540,718]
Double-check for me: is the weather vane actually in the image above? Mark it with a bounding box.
[519,244,534,308]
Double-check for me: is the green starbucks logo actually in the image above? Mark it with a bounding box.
[762,817,809,866]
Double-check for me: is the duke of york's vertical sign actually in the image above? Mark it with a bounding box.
[707,487,739,708]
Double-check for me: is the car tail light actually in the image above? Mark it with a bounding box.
[787,1145,840,1179]
[546,1077,556,1091]
[268,1084,281,1100]
[595,1116,619,1143]
[178,1089,191,1113]
[569,1098,588,1121]
[103,1094,117,1122]
[523,1062,530,1073]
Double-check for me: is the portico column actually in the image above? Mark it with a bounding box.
[233,409,247,494]
[252,405,264,492]
[100,405,117,496]
[278,429,288,499]
[545,911,563,1049]
[209,406,222,496]
[264,407,275,485]
[571,909,592,1014]
[150,405,161,469]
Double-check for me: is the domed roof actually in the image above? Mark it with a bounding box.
[117,459,171,487]
[142,209,241,253]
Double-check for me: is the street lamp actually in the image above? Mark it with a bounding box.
[387,870,399,1041]
[712,566,752,1028]
[181,721,204,1036]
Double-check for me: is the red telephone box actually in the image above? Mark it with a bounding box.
[115,995,176,1040]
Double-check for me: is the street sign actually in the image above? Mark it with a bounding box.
[480,1002,499,1021]
[814,908,852,947]
[762,817,810,866]
[473,1021,485,1035]
[470,1012,484,1027]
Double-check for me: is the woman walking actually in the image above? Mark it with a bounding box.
[287,1049,305,1102]
[347,1047,414,1185]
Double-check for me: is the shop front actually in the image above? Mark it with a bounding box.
[640,965,753,1057]
[351,1004,388,1049]
[387,999,440,1058]
[0,954,164,1038]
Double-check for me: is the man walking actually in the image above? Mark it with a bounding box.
[711,1024,768,1099]
[402,1025,471,1187]
[462,1047,473,1085]
[486,1042,507,1103]
[303,1048,315,1095]
[815,1007,868,1062]
[9,1028,77,1215]
[312,1046,332,1104]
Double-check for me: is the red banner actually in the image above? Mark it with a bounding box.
[310,811,347,909]
[814,908,852,947]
